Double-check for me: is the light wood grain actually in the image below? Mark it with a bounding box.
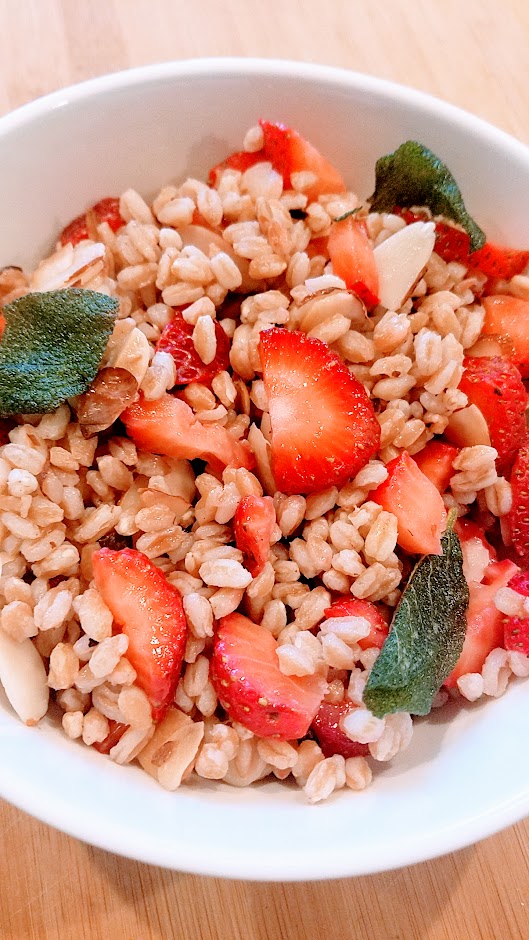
[1,1,529,938]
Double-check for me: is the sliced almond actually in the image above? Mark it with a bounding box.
[138,705,205,790]
[373,221,436,311]
[111,327,151,385]
[465,336,509,358]
[0,632,49,725]
[445,404,491,447]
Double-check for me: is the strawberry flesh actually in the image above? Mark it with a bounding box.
[371,451,447,555]
[92,548,188,720]
[233,495,276,577]
[412,440,459,493]
[122,393,253,473]
[208,120,346,203]
[457,356,528,473]
[507,438,529,567]
[445,557,518,686]
[211,613,326,739]
[311,702,369,758]
[393,208,529,278]
[155,311,230,387]
[481,295,529,378]
[324,597,389,650]
[259,328,380,494]
[328,217,379,306]
[59,197,123,247]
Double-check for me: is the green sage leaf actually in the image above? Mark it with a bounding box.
[0,288,118,417]
[369,140,485,251]
[363,518,469,717]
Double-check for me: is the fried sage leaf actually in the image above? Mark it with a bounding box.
[363,516,469,717]
[0,288,118,416]
[369,140,485,251]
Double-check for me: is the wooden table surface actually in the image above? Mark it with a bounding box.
[1,1,529,937]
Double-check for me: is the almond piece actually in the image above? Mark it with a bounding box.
[374,221,436,311]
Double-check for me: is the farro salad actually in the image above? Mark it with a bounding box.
[1,120,529,804]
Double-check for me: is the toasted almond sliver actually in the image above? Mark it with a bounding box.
[445,404,491,448]
[0,632,49,725]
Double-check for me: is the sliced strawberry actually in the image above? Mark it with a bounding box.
[457,356,527,473]
[208,122,345,202]
[324,597,389,650]
[469,243,529,280]
[211,613,326,739]
[258,120,346,202]
[233,495,276,577]
[259,328,380,494]
[433,220,471,264]
[507,570,529,596]
[59,197,123,246]
[481,295,529,378]
[371,451,447,555]
[327,217,379,306]
[412,440,459,493]
[155,311,230,387]
[122,393,253,473]
[393,208,529,277]
[503,616,529,654]
[502,570,529,653]
[92,548,188,720]
[92,720,128,755]
[507,438,529,567]
[445,557,519,686]
[311,702,369,759]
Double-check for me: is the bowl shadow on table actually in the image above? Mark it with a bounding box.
[82,699,475,940]
[84,837,474,940]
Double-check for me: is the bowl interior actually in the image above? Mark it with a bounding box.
[1,59,529,880]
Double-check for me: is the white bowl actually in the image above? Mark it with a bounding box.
[1,58,529,881]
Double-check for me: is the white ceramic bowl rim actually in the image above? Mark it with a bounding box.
[2,57,529,881]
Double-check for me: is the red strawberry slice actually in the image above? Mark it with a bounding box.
[412,440,459,493]
[324,597,389,650]
[457,356,528,474]
[507,438,529,567]
[259,328,380,494]
[371,451,447,555]
[208,121,346,202]
[469,243,529,280]
[311,702,369,759]
[507,570,529,596]
[59,197,123,247]
[445,557,519,686]
[155,311,230,387]
[502,569,529,653]
[393,208,529,277]
[92,548,188,721]
[211,613,326,739]
[433,220,472,264]
[122,393,253,472]
[481,295,529,378]
[503,616,529,654]
[233,495,276,577]
[258,120,346,202]
[327,217,379,306]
